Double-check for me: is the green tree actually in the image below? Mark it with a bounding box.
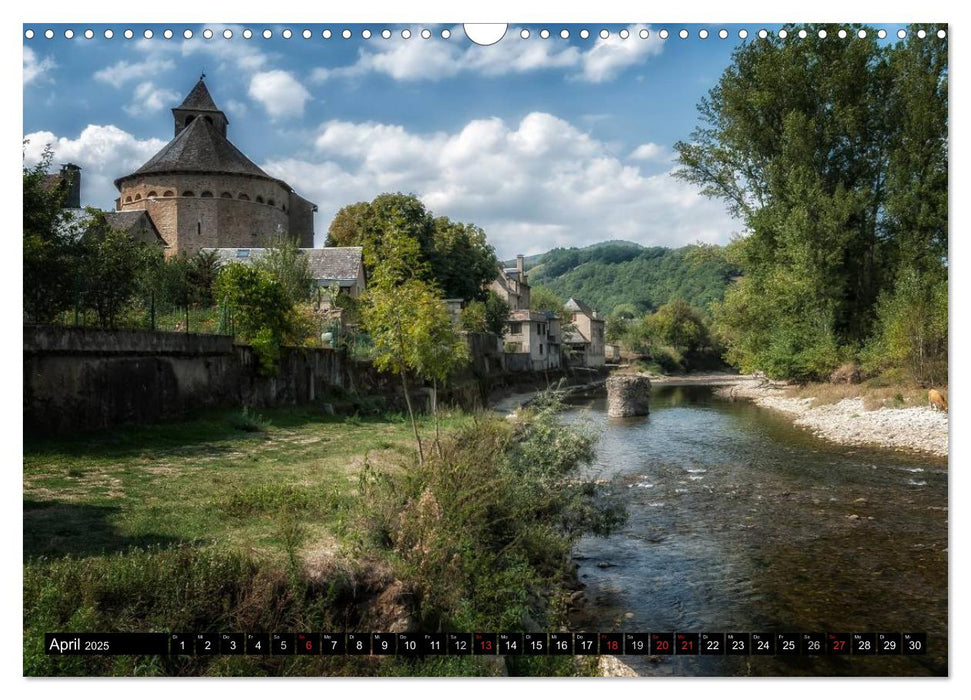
[327,194,499,301]
[214,263,295,375]
[254,233,316,304]
[325,201,370,247]
[459,290,510,337]
[645,299,710,354]
[78,213,156,329]
[360,225,469,464]
[23,146,77,323]
[429,217,499,301]
[675,23,947,380]
[863,268,947,386]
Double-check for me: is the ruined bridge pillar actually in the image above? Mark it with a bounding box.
[606,374,651,417]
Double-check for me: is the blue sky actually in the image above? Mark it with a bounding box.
[22,22,904,256]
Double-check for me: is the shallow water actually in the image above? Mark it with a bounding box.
[564,385,948,676]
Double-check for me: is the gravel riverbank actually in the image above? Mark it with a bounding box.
[716,378,948,458]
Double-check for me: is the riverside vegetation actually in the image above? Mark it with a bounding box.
[24,392,625,677]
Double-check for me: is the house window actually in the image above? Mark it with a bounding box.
[508,322,522,335]
[540,344,544,355]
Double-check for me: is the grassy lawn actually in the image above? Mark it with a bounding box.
[24,406,469,565]
[24,402,603,677]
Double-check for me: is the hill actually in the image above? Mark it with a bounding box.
[509,241,738,316]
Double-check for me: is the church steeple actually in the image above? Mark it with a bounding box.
[172,76,229,138]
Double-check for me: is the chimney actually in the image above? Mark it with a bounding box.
[517,254,526,284]
[60,163,81,209]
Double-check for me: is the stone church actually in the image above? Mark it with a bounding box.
[113,77,316,256]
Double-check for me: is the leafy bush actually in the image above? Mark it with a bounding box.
[355,391,626,633]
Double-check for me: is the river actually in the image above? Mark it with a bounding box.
[563,384,948,676]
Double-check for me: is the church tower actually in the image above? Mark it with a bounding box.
[172,76,229,138]
[113,76,317,256]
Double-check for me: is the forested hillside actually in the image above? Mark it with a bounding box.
[513,241,738,316]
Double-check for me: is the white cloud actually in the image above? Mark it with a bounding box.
[23,126,166,209]
[248,70,311,120]
[94,58,176,87]
[23,47,55,85]
[629,142,667,161]
[312,24,659,84]
[574,25,663,82]
[262,112,738,256]
[123,82,182,116]
[225,99,249,117]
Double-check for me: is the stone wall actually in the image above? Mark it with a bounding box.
[23,326,356,436]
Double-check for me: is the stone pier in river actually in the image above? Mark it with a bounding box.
[606,374,652,417]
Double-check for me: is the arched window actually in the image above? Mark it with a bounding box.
[256,196,265,203]
[147,191,158,198]
[221,192,233,198]
[204,116,213,125]
[197,221,201,235]
[267,199,275,207]
[182,191,195,197]
[134,193,141,201]
[124,196,132,203]
[238,193,250,201]
[282,204,287,212]
[200,191,213,198]
[185,115,195,127]
[163,190,174,197]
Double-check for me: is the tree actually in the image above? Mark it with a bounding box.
[326,194,500,301]
[675,24,947,381]
[360,225,469,464]
[214,263,295,375]
[429,217,500,301]
[254,232,316,304]
[326,201,370,247]
[644,299,710,354]
[23,145,77,323]
[460,290,511,337]
[78,213,156,329]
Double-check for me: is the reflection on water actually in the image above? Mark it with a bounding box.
[565,385,947,676]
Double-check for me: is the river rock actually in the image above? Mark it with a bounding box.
[606,374,652,417]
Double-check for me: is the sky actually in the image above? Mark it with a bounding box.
[22,22,903,257]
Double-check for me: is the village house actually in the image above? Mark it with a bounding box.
[206,247,366,299]
[564,297,606,367]
[488,254,568,370]
[490,255,531,311]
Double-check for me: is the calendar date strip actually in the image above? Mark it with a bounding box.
[45,631,926,656]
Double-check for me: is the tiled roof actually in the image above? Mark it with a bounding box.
[306,247,363,282]
[565,297,600,319]
[56,208,166,246]
[563,328,590,344]
[177,79,220,111]
[117,116,272,185]
[205,247,364,284]
[103,211,166,246]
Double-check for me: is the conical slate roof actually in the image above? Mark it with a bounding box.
[116,116,277,185]
[177,78,220,112]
